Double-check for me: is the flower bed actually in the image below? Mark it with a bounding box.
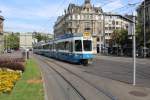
[0,69,22,93]
[0,58,25,94]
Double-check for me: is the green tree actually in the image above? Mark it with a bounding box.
[110,29,128,55]
[4,33,19,50]
[33,33,51,42]
[136,23,143,46]
[110,29,128,47]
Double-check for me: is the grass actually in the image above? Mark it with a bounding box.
[0,59,44,100]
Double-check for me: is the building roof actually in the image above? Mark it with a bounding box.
[104,12,134,23]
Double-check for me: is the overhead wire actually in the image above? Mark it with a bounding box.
[108,1,142,15]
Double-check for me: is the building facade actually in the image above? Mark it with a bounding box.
[137,0,150,46]
[20,33,34,49]
[54,0,104,53]
[103,13,131,49]
[0,15,4,53]
[54,0,132,53]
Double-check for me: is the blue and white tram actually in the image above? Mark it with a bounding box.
[33,34,94,65]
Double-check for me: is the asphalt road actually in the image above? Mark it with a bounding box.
[33,54,150,100]
[35,55,113,100]
[78,55,150,87]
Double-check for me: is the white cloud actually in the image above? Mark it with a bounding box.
[0,0,126,33]
[0,3,69,33]
[0,4,65,20]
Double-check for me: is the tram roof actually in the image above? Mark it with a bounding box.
[55,33,83,40]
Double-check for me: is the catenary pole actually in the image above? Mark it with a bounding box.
[143,0,146,58]
[133,12,136,86]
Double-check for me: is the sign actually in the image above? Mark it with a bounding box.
[83,32,91,38]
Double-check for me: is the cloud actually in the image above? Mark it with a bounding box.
[0,2,68,33]
[0,0,74,33]
[0,4,64,20]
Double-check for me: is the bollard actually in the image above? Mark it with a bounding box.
[27,51,29,59]
[22,51,26,60]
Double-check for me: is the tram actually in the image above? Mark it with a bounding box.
[33,33,94,66]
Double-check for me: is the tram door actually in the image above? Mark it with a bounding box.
[97,44,100,53]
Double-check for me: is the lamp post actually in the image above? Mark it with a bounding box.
[143,0,146,58]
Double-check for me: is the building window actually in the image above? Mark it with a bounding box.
[116,21,118,25]
[75,14,78,19]
[84,22,91,32]
[112,20,115,25]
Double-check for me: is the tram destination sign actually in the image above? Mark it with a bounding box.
[83,32,91,39]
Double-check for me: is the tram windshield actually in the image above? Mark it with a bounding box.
[75,40,82,51]
[83,40,92,51]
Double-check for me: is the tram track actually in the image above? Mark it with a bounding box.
[37,55,87,100]
[38,55,117,100]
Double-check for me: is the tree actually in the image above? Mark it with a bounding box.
[110,29,128,55]
[33,32,51,42]
[110,29,128,47]
[136,23,143,46]
[4,33,19,50]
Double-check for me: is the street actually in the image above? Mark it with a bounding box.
[84,55,150,87]
[34,54,150,100]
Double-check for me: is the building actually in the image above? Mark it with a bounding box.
[54,0,133,53]
[137,0,150,47]
[103,13,132,48]
[0,15,4,53]
[20,33,34,50]
[54,0,104,53]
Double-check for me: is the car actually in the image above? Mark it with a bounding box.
[7,49,11,53]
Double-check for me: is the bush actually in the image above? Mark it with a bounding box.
[0,58,25,63]
[0,58,25,72]
[0,62,25,72]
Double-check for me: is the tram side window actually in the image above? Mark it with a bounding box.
[49,44,52,50]
[38,46,42,49]
[69,42,73,52]
[83,40,92,51]
[43,44,49,49]
[75,40,82,51]
[65,41,69,52]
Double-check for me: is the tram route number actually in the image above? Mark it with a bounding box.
[83,32,91,38]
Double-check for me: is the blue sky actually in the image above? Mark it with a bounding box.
[0,0,143,33]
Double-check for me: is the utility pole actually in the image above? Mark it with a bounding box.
[143,0,146,58]
[128,3,137,86]
[103,13,106,54]
[133,12,136,86]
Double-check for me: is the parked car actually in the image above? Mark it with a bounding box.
[7,49,11,53]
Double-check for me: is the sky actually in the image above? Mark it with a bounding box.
[0,0,143,33]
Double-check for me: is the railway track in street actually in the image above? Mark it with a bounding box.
[37,55,86,100]
[38,55,117,100]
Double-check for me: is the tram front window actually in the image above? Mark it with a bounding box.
[83,40,92,51]
[75,40,82,51]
